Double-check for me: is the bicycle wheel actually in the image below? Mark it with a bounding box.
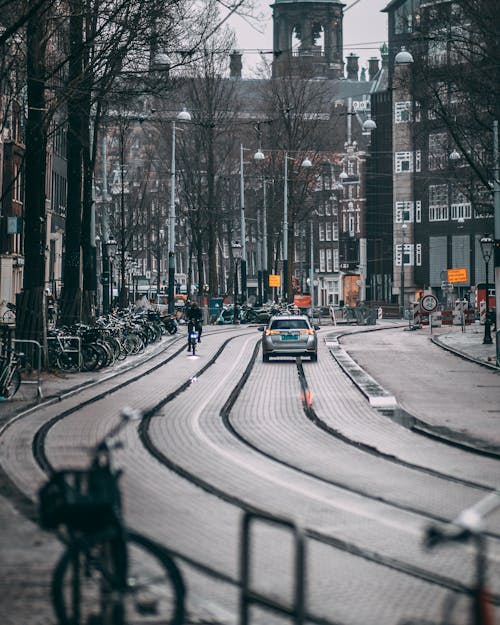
[52,531,185,625]
[1,369,21,398]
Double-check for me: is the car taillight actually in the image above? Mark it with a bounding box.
[299,329,315,335]
[265,329,280,336]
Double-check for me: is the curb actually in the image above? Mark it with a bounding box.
[326,329,500,459]
[430,335,499,371]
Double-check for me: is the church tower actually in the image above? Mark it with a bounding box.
[271,0,345,78]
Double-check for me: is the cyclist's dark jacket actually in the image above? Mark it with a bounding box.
[187,306,202,324]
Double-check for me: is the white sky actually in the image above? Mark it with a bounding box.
[227,0,389,77]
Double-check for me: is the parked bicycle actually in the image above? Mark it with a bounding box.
[38,407,185,625]
[400,490,500,625]
[0,348,25,399]
[1,301,16,324]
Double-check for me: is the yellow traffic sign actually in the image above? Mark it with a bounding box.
[447,268,468,283]
[268,274,281,287]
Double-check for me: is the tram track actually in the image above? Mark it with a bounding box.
[133,336,500,614]
[8,325,500,623]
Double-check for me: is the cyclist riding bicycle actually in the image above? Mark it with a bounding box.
[186,301,202,347]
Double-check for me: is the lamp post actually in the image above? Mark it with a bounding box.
[102,238,117,315]
[168,108,191,314]
[400,223,408,318]
[254,147,266,305]
[232,241,242,322]
[283,152,311,303]
[480,235,493,344]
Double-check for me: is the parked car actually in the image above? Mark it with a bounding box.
[258,314,319,362]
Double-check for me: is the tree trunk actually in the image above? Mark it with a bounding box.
[18,0,48,348]
[207,127,218,299]
[81,35,96,323]
[60,0,84,326]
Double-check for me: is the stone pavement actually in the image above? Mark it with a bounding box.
[0,321,498,624]
[430,322,499,369]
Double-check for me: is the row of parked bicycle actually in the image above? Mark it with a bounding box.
[47,308,178,373]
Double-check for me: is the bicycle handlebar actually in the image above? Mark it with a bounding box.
[425,490,500,549]
[92,407,141,460]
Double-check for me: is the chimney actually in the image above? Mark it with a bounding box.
[346,53,359,80]
[368,57,380,80]
[380,43,389,69]
[230,50,242,79]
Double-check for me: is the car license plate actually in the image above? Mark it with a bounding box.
[281,334,299,341]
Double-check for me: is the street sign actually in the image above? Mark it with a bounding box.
[447,268,468,284]
[269,274,281,287]
[420,294,438,313]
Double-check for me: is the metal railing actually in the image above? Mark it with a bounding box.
[240,510,305,625]
[12,339,43,399]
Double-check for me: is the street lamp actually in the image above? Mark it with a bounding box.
[232,241,242,322]
[400,223,408,318]
[254,147,266,305]
[168,108,191,314]
[480,235,494,344]
[283,152,311,303]
[102,238,117,314]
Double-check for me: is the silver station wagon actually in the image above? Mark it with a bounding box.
[260,314,318,362]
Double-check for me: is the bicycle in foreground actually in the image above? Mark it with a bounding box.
[401,490,500,625]
[38,407,185,625]
[0,347,25,399]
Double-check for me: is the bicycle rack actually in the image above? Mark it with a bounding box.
[240,510,305,625]
[13,339,43,399]
[47,335,82,370]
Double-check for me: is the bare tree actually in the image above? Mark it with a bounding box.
[257,64,334,301]
[176,31,241,300]
[410,0,499,213]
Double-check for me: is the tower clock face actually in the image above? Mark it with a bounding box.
[420,294,438,313]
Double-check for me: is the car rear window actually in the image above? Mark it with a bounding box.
[270,319,309,330]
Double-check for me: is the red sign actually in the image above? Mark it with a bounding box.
[294,295,311,308]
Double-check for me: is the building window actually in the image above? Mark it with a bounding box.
[451,203,472,220]
[395,101,412,123]
[325,222,331,241]
[428,133,448,170]
[395,151,421,173]
[319,223,325,241]
[319,249,326,272]
[333,248,339,271]
[395,201,413,223]
[429,184,449,221]
[415,200,421,223]
[396,244,412,266]
[326,248,333,272]
[428,35,447,66]
[333,222,339,240]
[415,243,422,266]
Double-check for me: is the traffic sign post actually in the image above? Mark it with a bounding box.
[420,294,438,313]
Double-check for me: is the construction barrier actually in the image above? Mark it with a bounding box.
[412,301,421,326]
[441,309,453,325]
[479,300,486,325]
[453,299,468,326]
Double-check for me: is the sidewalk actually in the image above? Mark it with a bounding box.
[0,333,176,425]
[430,322,499,369]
